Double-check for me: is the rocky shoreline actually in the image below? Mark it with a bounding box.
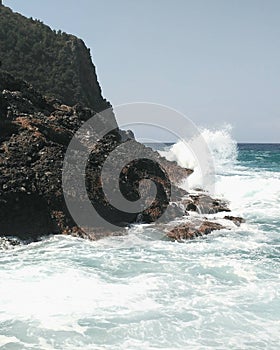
[0,71,243,246]
[0,4,245,247]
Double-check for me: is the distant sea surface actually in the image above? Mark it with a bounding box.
[0,129,279,349]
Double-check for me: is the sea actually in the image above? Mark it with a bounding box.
[0,128,279,349]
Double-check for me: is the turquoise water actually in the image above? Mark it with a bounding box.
[238,144,280,172]
[0,141,279,349]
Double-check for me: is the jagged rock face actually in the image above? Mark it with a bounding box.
[0,72,191,240]
[0,5,109,111]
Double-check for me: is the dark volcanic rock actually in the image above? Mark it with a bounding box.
[0,4,245,244]
[0,71,192,241]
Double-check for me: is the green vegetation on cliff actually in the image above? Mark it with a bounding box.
[0,5,109,111]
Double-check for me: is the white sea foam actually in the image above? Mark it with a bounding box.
[201,124,238,170]
[160,124,238,191]
[160,125,280,221]
[1,229,279,349]
[0,128,279,349]
[160,124,237,171]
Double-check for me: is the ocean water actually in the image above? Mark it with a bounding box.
[0,129,279,349]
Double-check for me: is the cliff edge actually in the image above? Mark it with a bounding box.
[0,6,241,244]
[0,4,109,111]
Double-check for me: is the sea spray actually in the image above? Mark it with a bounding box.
[159,125,238,191]
[1,132,279,349]
[201,124,238,170]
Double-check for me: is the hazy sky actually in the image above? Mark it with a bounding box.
[4,0,280,142]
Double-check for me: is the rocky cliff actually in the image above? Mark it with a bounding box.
[0,6,242,244]
[0,71,240,244]
[0,4,109,111]
[0,71,194,241]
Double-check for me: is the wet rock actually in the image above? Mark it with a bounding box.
[167,220,226,241]
[183,193,230,214]
[185,202,197,212]
[224,216,245,226]
[198,221,226,235]
[0,237,21,250]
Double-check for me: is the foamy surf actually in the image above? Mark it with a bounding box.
[0,127,279,349]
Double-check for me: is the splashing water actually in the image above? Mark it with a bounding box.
[202,127,238,175]
[160,125,238,191]
[0,128,280,350]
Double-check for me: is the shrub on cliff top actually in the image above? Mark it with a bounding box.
[0,5,107,111]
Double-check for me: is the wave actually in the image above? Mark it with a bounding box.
[159,126,280,225]
[1,127,279,350]
[159,124,238,191]
[201,124,238,171]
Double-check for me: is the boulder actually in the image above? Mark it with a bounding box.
[224,216,245,226]
[167,220,226,241]
[183,194,230,214]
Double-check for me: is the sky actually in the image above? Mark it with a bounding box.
[4,0,280,142]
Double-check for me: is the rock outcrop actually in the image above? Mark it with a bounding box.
[0,71,193,241]
[182,194,230,214]
[224,216,245,227]
[167,220,226,241]
[0,4,109,111]
[0,5,243,244]
[0,71,243,243]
